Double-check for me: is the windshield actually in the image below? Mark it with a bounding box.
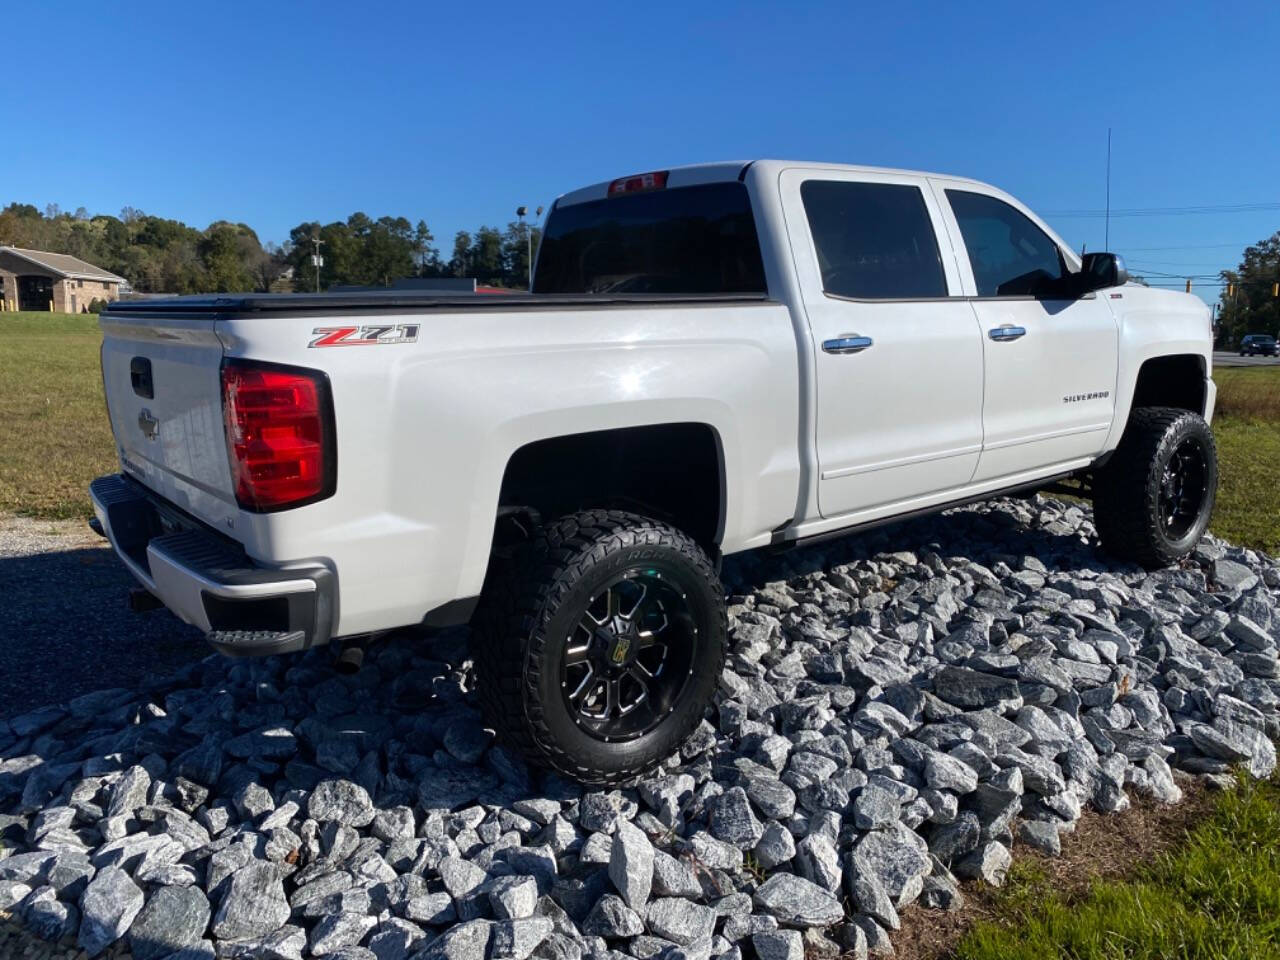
[533,182,766,295]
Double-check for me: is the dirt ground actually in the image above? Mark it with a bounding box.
[893,773,1214,960]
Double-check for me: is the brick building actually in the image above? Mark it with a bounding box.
[0,246,125,313]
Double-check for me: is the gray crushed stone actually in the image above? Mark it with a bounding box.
[1,496,1278,959]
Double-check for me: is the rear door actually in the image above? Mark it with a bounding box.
[99,312,237,526]
[779,168,985,519]
[931,182,1118,483]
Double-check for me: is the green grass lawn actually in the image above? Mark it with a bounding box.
[1208,367,1280,554]
[955,775,1280,960]
[0,311,116,519]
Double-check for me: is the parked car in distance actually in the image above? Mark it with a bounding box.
[90,159,1218,784]
[1240,334,1278,356]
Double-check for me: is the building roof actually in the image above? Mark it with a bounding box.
[0,246,126,283]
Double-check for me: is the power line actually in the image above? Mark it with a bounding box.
[1136,274,1230,280]
[1142,284,1232,292]
[1123,242,1263,251]
[1140,279,1279,289]
[1044,201,1280,219]
[1126,266,1231,279]
[1126,258,1240,268]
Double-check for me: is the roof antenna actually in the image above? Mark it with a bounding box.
[1104,127,1112,251]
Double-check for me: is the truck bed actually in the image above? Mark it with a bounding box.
[98,289,800,638]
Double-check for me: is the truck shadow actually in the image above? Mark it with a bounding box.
[725,495,1119,594]
[0,543,205,716]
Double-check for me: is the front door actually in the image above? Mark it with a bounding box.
[780,169,985,519]
[18,275,54,311]
[932,183,1118,483]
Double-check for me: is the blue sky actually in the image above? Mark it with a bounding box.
[7,0,1278,305]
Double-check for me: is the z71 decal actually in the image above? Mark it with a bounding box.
[309,324,420,348]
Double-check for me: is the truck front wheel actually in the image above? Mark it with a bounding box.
[1092,406,1218,568]
[472,509,726,785]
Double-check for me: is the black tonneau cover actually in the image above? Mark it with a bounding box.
[103,291,774,319]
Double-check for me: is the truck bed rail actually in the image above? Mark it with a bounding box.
[103,290,777,318]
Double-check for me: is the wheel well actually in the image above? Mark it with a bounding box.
[1130,354,1207,416]
[497,424,724,551]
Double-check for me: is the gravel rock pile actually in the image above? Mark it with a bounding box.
[1,497,1278,960]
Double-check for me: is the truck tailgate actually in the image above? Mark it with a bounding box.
[99,313,237,528]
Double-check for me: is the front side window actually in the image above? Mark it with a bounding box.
[533,182,765,295]
[946,189,1069,297]
[800,180,947,299]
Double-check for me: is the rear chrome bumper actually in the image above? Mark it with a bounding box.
[89,474,335,656]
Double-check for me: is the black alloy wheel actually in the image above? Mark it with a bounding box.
[560,570,699,743]
[1157,437,1209,542]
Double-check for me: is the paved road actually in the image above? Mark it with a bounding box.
[1213,351,1280,368]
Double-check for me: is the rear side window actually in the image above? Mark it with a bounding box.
[533,182,766,295]
[946,189,1068,297]
[800,180,947,299]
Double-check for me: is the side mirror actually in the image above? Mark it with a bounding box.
[1079,252,1129,292]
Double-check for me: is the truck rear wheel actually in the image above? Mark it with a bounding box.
[472,509,726,785]
[1092,406,1218,569]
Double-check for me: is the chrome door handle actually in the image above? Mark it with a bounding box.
[822,334,874,354]
[988,325,1027,342]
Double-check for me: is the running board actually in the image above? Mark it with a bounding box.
[769,471,1076,551]
[207,629,308,658]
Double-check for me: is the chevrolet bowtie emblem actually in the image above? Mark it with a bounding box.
[138,408,159,441]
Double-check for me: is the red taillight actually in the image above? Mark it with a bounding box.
[607,170,669,197]
[221,360,335,511]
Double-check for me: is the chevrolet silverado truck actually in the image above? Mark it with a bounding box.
[91,160,1218,783]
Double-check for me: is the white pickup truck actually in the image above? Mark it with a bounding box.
[92,160,1218,783]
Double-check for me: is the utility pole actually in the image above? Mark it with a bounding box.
[310,236,325,293]
[516,205,544,290]
[516,208,528,288]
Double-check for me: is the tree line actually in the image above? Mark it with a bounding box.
[0,202,542,295]
[1217,230,1280,347]
[284,216,540,292]
[7,197,1273,330]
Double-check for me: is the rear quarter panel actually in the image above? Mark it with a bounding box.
[216,302,800,635]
